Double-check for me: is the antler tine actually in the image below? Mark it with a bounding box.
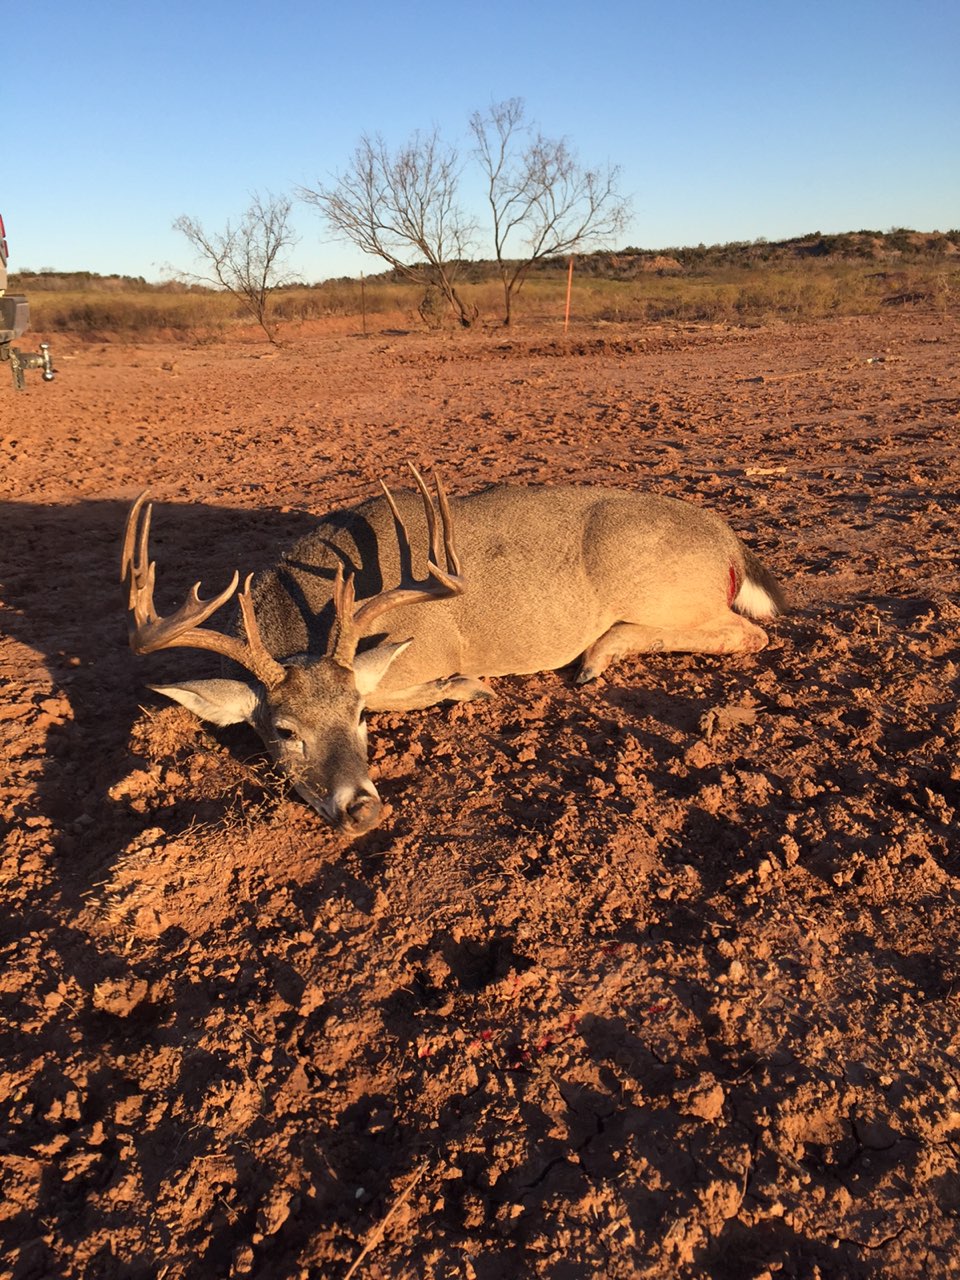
[237,575,287,687]
[406,463,440,569]
[424,467,462,581]
[326,560,361,668]
[121,491,285,689]
[378,477,412,566]
[378,464,461,583]
[348,465,465,641]
[121,491,155,623]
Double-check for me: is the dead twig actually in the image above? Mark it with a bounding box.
[344,1161,429,1280]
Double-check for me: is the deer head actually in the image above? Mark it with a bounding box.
[121,468,463,836]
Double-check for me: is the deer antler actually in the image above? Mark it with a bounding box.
[326,465,464,669]
[121,492,286,689]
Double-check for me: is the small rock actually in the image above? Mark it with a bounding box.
[92,977,149,1017]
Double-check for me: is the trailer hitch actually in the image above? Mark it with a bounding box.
[2,340,55,390]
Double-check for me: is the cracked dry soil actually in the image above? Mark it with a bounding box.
[1,310,959,1279]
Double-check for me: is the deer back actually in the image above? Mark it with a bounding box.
[249,484,749,688]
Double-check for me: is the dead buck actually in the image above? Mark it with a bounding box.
[122,467,785,836]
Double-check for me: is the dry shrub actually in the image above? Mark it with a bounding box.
[15,259,959,341]
[26,288,233,339]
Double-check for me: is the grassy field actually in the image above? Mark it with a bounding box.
[11,255,958,341]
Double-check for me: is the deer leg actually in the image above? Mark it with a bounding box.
[577,615,769,684]
[365,674,496,712]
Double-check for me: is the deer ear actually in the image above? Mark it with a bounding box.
[352,640,412,697]
[149,679,260,727]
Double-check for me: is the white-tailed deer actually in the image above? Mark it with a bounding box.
[122,467,785,836]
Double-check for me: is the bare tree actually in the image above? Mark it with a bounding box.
[173,192,298,343]
[300,130,477,328]
[470,99,630,325]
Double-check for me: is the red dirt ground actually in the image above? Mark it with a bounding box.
[1,310,959,1279]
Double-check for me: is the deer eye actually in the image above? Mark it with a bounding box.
[274,724,301,744]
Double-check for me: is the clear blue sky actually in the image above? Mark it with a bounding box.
[5,0,957,282]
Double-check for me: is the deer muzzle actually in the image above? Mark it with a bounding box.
[339,789,382,835]
[299,779,383,836]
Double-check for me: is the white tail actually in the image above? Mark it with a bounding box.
[733,549,785,620]
[123,471,786,835]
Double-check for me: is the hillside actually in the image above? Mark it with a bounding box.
[9,229,959,294]
[361,228,960,287]
[555,227,960,278]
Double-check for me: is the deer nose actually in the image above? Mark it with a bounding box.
[340,790,382,835]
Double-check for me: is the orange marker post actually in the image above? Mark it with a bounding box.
[564,256,575,333]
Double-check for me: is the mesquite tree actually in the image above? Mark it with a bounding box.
[470,99,630,325]
[173,192,298,342]
[301,131,477,327]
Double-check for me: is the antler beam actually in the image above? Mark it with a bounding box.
[121,492,286,689]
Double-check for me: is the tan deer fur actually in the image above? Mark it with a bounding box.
[124,475,786,836]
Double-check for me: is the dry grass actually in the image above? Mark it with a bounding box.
[520,261,957,325]
[23,286,235,337]
[14,258,957,341]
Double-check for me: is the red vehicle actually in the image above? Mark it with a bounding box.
[0,212,54,389]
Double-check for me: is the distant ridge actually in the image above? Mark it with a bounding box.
[343,228,960,286]
[10,229,958,291]
[545,228,960,279]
